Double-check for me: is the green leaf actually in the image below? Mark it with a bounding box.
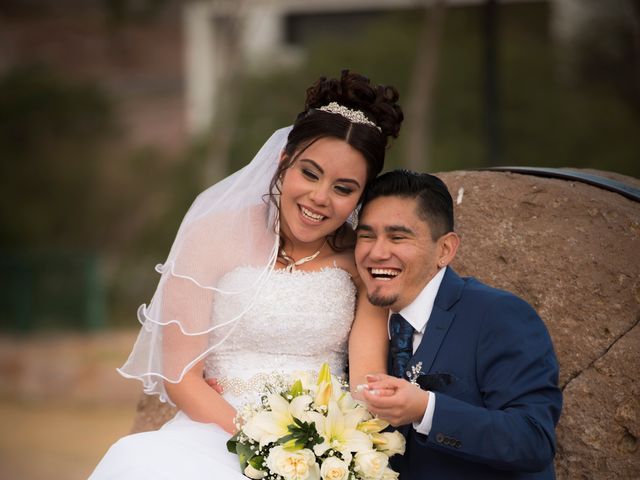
[226,433,240,454]
[234,441,257,471]
[248,455,264,470]
[275,419,323,450]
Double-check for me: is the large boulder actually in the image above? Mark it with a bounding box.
[442,169,639,479]
[131,169,640,478]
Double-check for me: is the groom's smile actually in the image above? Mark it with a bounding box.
[369,268,401,281]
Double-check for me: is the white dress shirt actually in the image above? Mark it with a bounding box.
[388,266,447,435]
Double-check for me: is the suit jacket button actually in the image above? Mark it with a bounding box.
[436,433,444,443]
[455,441,462,449]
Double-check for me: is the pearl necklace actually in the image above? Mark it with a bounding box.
[279,240,327,272]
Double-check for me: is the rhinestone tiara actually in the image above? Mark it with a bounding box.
[317,102,381,132]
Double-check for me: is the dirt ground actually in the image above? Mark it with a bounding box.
[0,330,141,480]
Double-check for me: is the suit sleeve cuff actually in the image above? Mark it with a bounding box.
[413,391,436,435]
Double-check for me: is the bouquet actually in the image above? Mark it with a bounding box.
[227,363,405,480]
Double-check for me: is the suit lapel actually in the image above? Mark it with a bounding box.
[408,268,465,374]
[410,307,454,374]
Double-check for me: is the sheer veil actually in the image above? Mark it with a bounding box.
[118,126,292,403]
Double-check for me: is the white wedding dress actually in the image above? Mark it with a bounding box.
[90,266,356,479]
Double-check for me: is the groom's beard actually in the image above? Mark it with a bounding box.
[367,291,399,308]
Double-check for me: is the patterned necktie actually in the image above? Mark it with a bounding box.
[389,313,415,379]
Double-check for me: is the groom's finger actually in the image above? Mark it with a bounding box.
[368,387,396,397]
[366,376,403,392]
[365,373,395,383]
[355,383,395,395]
[362,389,403,409]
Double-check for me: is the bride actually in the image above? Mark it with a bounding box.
[90,70,404,479]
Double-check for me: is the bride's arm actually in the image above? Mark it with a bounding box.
[164,361,237,434]
[348,281,389,398]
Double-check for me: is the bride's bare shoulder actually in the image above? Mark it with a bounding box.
[328,249,363,288]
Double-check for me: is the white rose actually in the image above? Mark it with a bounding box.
[320,456,349,480]
[373,431,406,457]
[266,446,320,480]
[354,450,388,480]
[244,464,267,479]
[380,467,400,480]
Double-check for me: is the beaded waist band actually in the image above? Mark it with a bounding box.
[217,371,293,397]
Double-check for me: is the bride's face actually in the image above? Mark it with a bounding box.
[279,136,368,248]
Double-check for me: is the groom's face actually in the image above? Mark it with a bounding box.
[355,195,442,312]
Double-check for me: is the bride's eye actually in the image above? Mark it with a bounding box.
[302,168,319,180]
[334,185,354,195]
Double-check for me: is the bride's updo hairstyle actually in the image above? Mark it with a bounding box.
[270,70,403,248]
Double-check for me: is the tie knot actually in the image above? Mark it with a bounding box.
[390,313,414,336]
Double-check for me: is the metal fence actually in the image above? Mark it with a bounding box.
[0,251,106,331]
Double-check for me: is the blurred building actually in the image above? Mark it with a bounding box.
[0,1,186,153]
[183,0,541,135]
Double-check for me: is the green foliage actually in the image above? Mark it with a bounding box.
[248,455,265,470]
[0,64,207,327]
[226,434,254,471]
[278,417,324,450]
[0,65,118,250]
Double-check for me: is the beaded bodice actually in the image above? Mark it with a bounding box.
[204,266,356,407]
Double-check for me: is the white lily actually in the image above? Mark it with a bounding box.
[243,393,313,448]
[317,363,332,385]
[315,380,333,408]
[310,399,372,464]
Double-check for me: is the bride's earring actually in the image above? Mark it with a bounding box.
[347,206,360,229]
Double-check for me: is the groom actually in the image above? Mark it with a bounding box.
[356,170,562,479]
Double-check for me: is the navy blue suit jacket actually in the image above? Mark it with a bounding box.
[392,268,562,479]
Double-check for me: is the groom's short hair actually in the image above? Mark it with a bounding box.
[360,170,454,241]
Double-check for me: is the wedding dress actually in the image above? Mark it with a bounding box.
[90,266,356,480]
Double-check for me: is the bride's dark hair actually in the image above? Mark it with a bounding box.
[269,69,404,251]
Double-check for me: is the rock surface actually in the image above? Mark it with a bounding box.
[131,169,640,478]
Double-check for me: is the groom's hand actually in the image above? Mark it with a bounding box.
[362,373,429,427]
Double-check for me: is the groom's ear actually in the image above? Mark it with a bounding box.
[437,232,460,268]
